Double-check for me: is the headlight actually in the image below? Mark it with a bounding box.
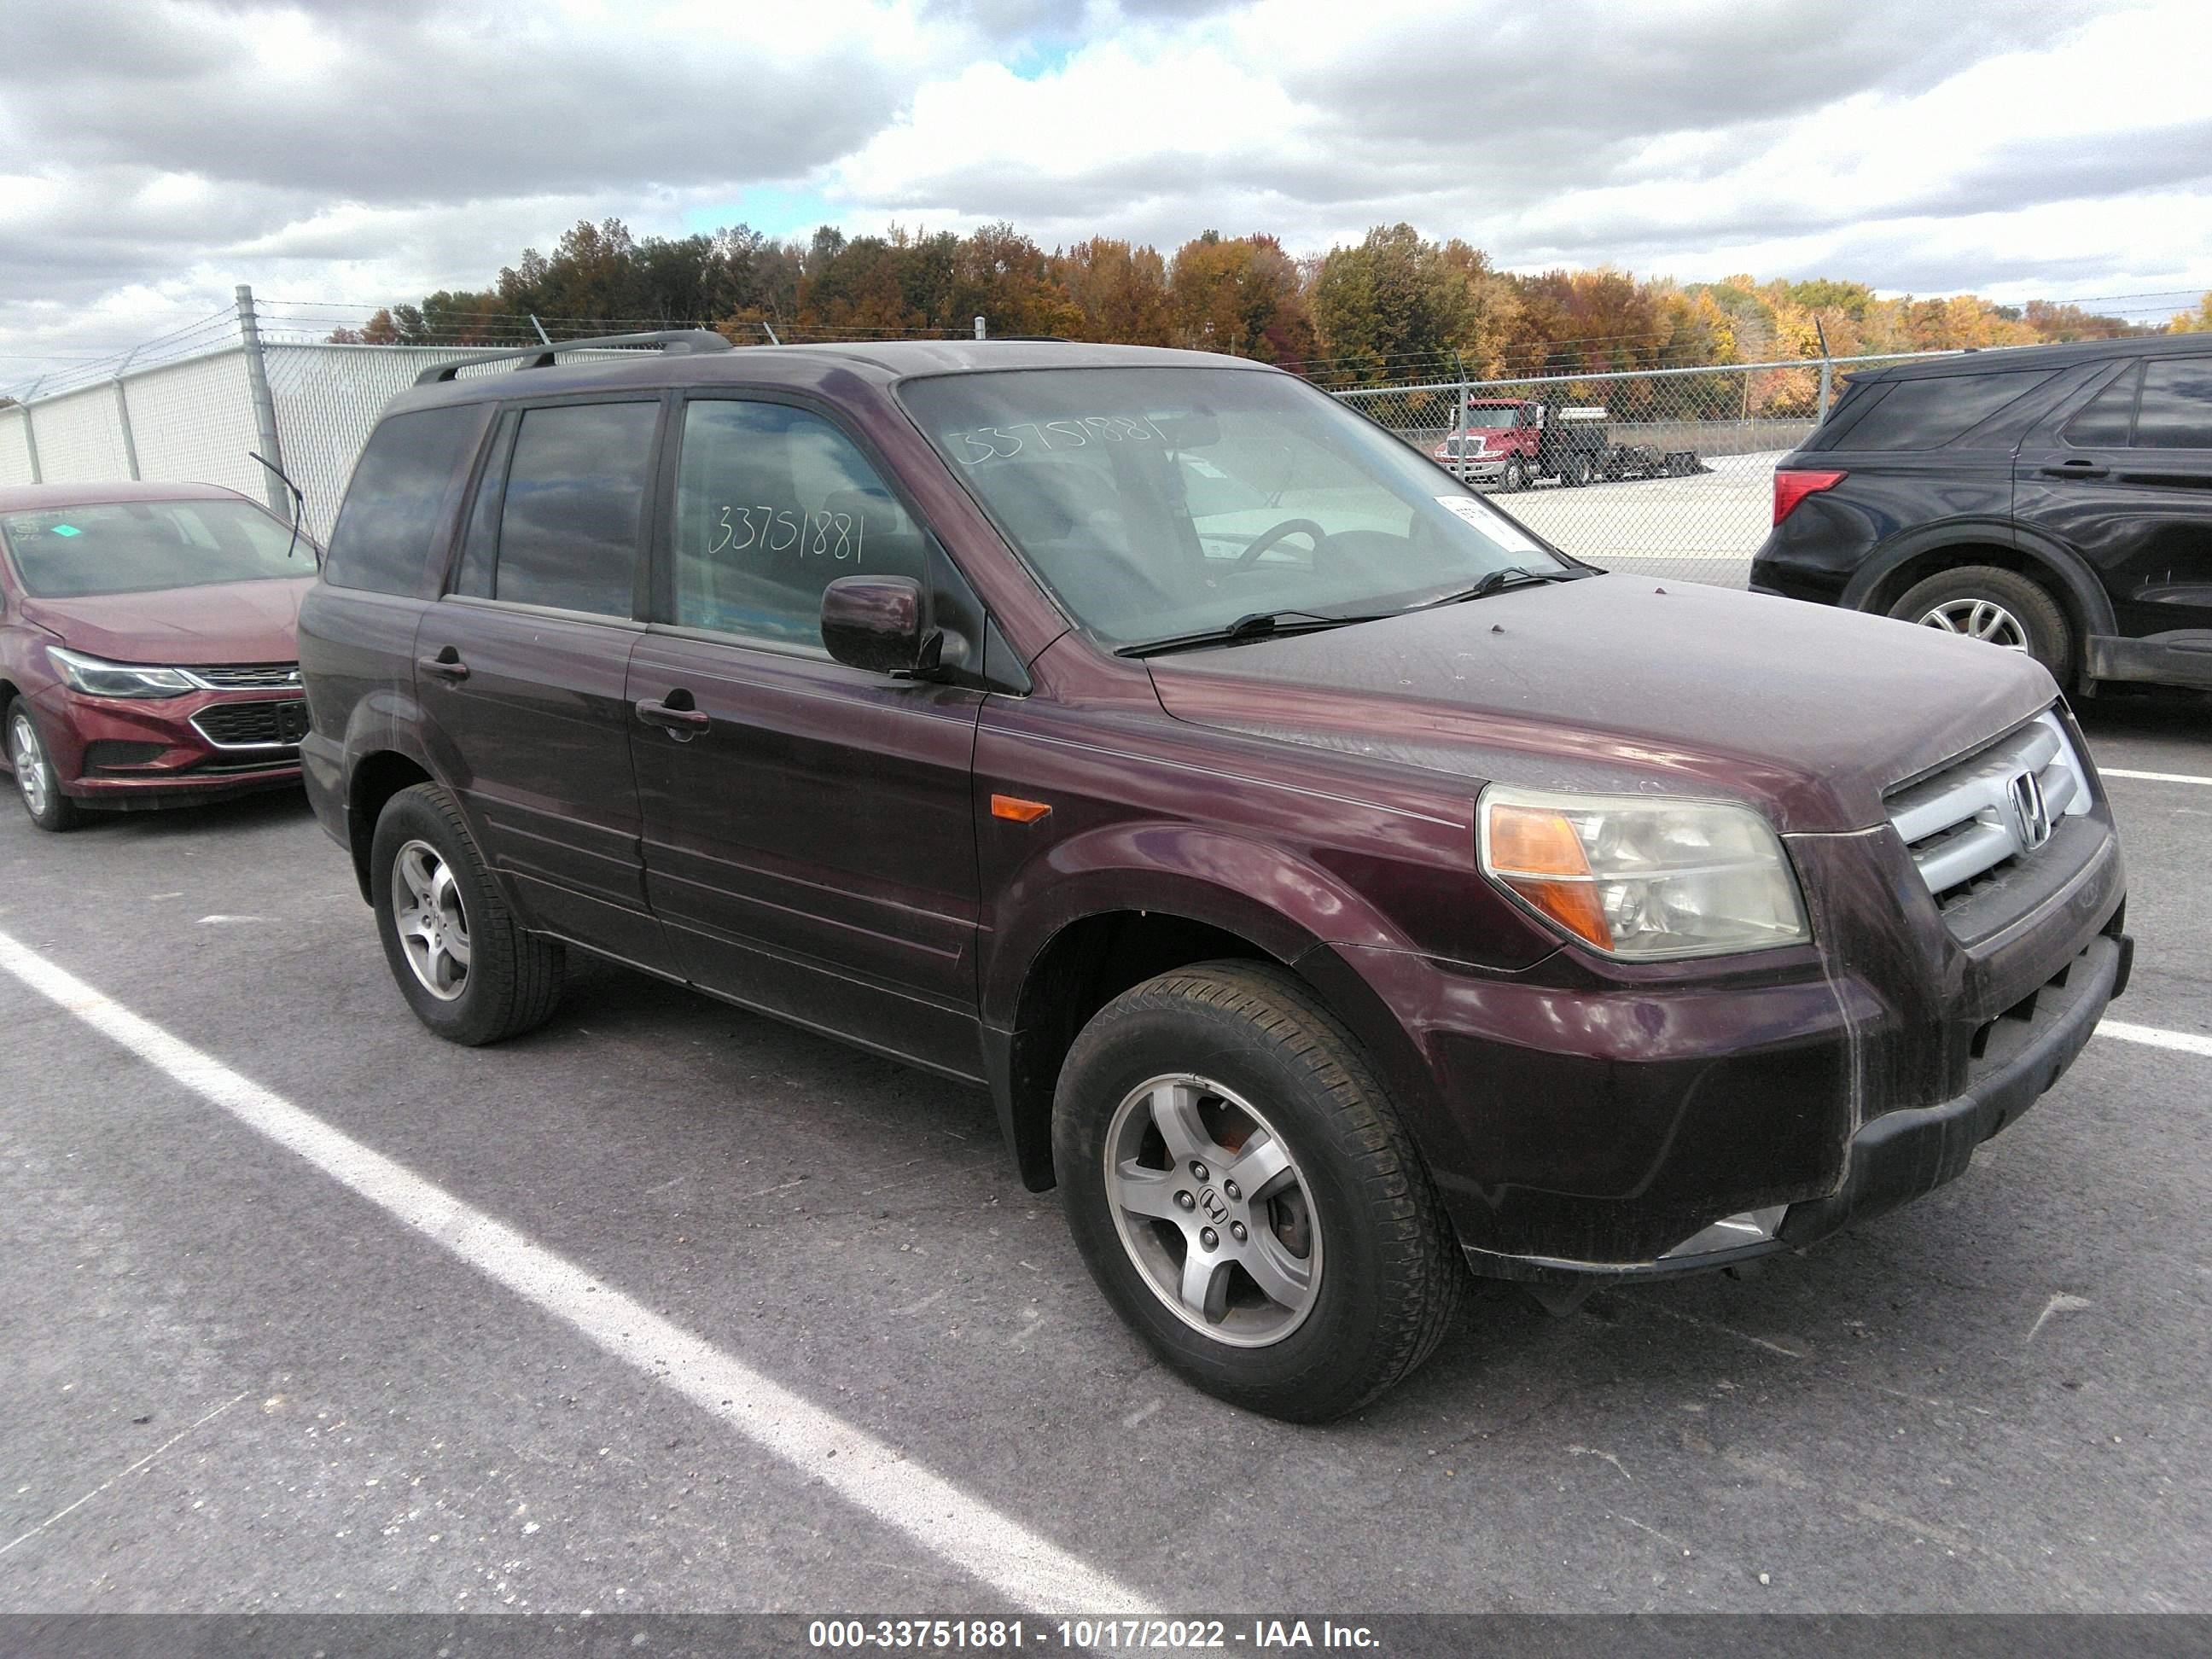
[46,646,196,700]
[1478,787,1810,960]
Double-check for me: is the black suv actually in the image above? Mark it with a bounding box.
[1753,336,2212,692]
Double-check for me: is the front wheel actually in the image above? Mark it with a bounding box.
[1501,457,1528,492]
[370,783,565,1044]
[7,698,80,832]
[1887,565,2074,684]
[1054,962,1464,1421]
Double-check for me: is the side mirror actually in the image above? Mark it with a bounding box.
[821,575,941,677]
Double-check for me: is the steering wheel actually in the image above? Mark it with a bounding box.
[1231,517,1328,569]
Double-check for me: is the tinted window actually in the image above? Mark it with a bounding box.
[492,402,659,616]
[1832,370,2056,451]
[2,498,310,598]
[2135,358,2212,449]
[325,404,488,593]
[672,401,927,650]
[451,412,516,600]
[2064,364,2139,447]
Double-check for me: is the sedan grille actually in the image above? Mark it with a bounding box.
[192,699,311,748]
[189,662,301,690]
[1886,711,2092,904]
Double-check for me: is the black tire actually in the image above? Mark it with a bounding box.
[1501,457,1527,492]
[7,697,82,832]
[369,783,564,1045]
[1887,564,2073,684]
[1053,961,1464,1422]
[1564,452,1593,487]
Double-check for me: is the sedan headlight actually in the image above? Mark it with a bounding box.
[46,646,196,700]
[1478,787,1809,960]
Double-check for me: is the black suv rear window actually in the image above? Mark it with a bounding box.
[2137,358,2212,448]
[324,405,489,594]
[1827,370,2056,451]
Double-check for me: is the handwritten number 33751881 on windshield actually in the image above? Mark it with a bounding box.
[709,505,864,562]
[949,415,1165,464]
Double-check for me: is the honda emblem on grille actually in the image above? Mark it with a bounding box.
[2009,770,2052,852]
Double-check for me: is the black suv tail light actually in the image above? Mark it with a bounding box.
[1773,469,1847,525]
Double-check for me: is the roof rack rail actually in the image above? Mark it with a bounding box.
[414,329,733,386]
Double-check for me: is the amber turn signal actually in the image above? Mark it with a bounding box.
[991,794,1052,824]
[1482,801,1614,951]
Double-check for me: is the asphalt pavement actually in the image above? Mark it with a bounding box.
[2,687,2208,1619]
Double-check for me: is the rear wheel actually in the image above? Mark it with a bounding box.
[370,783,564,1044]
[1888,565,2073,684]
[7,698,80,832]
[1563,451,1593,487]
[1054,961,1464,1421]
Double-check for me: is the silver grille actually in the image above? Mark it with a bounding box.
[185,662,301,690]
[1888,711,2092,898]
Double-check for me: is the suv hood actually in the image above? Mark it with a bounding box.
[1145,575,2057,833]
[20,576,314,666]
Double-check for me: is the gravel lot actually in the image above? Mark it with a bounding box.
[0,682,2207,1621]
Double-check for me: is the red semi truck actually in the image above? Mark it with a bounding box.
[1430,399,1702,490]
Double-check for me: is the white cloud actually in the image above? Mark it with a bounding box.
[1,0,2207,383]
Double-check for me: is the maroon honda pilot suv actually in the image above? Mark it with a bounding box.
[299,333,2131,1420]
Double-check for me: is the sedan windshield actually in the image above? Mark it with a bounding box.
[0,498,308,598]
[901,366,1569,649]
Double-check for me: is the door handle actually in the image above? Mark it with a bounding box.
[2039,460,2108,479]
[417,649,469,681]
[635,696,711,736]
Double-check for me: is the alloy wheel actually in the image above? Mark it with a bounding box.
[1103,1074,1323,1348]
[10,713,49,818]
[391,838,472,1000]
[1918,597,2029,651]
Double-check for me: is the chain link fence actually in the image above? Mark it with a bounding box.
[4,294,1966,581]
[1335,352,1957,586]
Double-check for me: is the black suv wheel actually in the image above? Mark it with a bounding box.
[370,783,565,1045]
[1887,565,2073,684]
[1053,961,1464,1422]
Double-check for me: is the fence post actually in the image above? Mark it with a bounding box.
[235,284,289,515]
[111,348,142,480]
[16,376,43,484]
[974,316,987,341]
[1814,318,1834,425]
[1456,381,1470,482]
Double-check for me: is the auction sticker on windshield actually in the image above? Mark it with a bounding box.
[1435,495,1542,555]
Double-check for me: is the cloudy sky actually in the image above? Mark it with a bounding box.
[2,0,2208,381]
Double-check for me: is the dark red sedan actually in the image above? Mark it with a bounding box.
[0,481,317,831]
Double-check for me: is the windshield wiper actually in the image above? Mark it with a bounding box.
[1116,608,1387,659]
[1416,566,1586,607]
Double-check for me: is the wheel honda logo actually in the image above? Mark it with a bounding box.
[1198,1186,1230,1225]
[2009,769,2052,852]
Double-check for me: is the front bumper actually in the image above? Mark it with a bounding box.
[32,684,305,807]
[1462,928,2128,1283]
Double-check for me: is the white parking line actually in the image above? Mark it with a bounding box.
[0,928,1150,1615]
[2102,767,2212,787]
[2099,1019,2212,1059]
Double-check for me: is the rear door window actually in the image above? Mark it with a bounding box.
[325,404,490,593]
[2134,358,2212,448]
[669,399,927,652]
[2063,364,2140,447]
[488,401,660,616]
[1829,370,2057,451]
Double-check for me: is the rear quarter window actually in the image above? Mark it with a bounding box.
[1823,370,2057,451]
[323,404,491,594]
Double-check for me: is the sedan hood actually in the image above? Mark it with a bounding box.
[20,576,314,666]
[1145,575,2058,832]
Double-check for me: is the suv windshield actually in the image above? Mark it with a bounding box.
[903,366,1568,648]
[1,498,306,598]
